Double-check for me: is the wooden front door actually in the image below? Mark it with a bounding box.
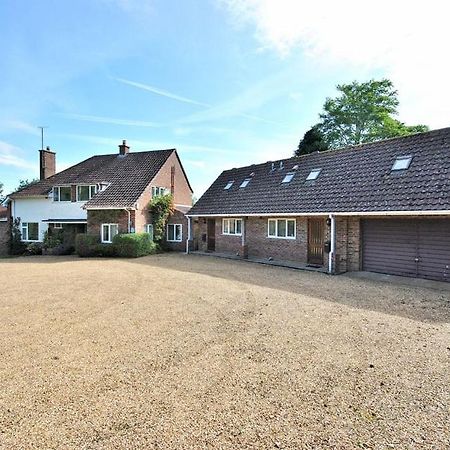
[207,219,216,251]
[308,218,325,265]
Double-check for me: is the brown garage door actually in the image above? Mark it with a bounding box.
[362,219,450,282]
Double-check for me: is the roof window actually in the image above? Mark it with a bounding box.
[240,178,251,188]
[282,172,295,183]
[224,180,234,190]
[306,168,321,181]
[391,155,413,171]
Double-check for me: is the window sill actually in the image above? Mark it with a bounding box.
[222,233,242,236]
[167,240,182,243]
[267,235,296,240]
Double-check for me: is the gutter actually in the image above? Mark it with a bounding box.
[185,216,191,254]
[328,214,336,274]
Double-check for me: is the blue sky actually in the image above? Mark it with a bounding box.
[1,0,449,197]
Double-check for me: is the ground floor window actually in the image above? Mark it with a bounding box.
[146,224,154,241]
[101,223,119,243]
[268,218,296,239]
[222,218,242,236]
[167,223,182,242]
[21,222,39,241]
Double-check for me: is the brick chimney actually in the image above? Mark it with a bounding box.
[119,139,130,155]
[39,146,56,180]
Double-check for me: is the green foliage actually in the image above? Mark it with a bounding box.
[317,79,429,149]
[24,242,43,255]
[75,234,115,257]
[15,178,39,192]
[295,125,329,156]
[10,217,25,255]
[0,181,4,203]
[113,233,158,257]
[43,229,63,249]
[149,194,174,243]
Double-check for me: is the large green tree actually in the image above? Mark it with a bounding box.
[295,125,329,156]
[0,181,4,203]
[317,79,428,149]
[15,178,39,192]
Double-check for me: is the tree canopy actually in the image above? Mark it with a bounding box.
[296,79,429,154]
[295,125,328,156]
[0,181,4,203]
[15,178,39,192]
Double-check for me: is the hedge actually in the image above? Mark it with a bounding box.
[75,233,157,258]
[113,232,158,257]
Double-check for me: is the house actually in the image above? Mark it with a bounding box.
[7,141,193,250]
[187,127,450,282]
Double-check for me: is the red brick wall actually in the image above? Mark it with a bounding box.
[335,217,361,273]
[87,210,132,238]
[0,221,9,255]
[165,209,188,252]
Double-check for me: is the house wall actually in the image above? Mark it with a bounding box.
[11,197,87,242]
[87,209,132,238]
[335,217,361,273]
[0,220,9,255]
[165,209,188,252]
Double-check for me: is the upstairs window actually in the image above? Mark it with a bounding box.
[224,180,234,190]
[53,186,71,202]
[391,155,413,171]
[152,186,168,197]
[282,172,295,183]
[222,218,242,236]
[306,169,322,181]
[77,185,97,202]
[240,178,251,188]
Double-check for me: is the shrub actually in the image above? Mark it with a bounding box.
[113,233,158,257]
[75,234,116,257]
[43,229,63,249]
[10,217,26,255]
[24,242,43,255]
[148,194,174,244]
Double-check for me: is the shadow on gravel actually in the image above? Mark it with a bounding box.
[130,253,450,325]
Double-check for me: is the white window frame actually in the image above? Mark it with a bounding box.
[240,178,251,188]
[21,222,40,242]
[222,218,242,236]
[101,223,119,243]
[267,218,296,239]
[306,168,322,181]
[76,185,97,202]
[224,180,234,190]
[145,224,154,241]
[167,223,182,242]
[152,186,169,197]
[53,186,72,202]
[53,223,63,229]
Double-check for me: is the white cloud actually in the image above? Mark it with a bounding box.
[0,120,41,136]
[222,0,450,127]
[0,141,36,170]
[61,113,161,128]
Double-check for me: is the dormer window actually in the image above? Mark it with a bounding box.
[77,185,97,202]
[391,155,413,171]
[224,180,234,190]
[53,186,71,202]
[282,172,295,183]
[240,178,251,188]
[306,169,322,181]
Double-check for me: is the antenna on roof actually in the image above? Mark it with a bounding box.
[38,126,48,150]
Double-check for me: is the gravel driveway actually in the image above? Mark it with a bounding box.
[0,254,449,449]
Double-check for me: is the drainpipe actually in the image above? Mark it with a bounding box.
[328,213,336,274]
[186,216,191,254]
[125,208,132,233]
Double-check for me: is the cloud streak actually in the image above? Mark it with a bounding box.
[61,113,161,128]
[0,141,36,170]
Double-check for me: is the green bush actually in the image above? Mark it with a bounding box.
[113,233,157,257]
[75,234,116,257]
[24,242,43,255]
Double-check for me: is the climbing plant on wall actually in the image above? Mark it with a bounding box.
[148,194,174,243]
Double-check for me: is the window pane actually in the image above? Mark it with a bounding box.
[175,225,182,241]
[28,223,39,240]
[77,186,90,201]
[168,224,175,241]
[111,224,119,239]
[102,224,110,242]
[89,185,97,198]
[53,187,59,201]
[147,224,154,241]
[287,220,295,237]
[268,220,276,236]
[230,219,236,234]
[60,186,71,201]
[223,220,229,234]
[22,224,28,240]
[277,220,286,237]
[236,220,242,234]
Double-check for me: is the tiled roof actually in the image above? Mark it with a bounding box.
[188,127,450,216]
[10,149,176,208]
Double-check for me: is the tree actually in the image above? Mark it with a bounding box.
[295,125,328,156]
[317,79,428,149]
[0,181,4,203]
[15,178,39,192]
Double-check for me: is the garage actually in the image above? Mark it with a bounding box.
[362,218,450,282]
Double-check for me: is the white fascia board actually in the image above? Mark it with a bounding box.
[186,210,450,218]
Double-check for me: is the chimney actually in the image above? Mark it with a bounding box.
[119,139,130,155]
[39,146,56,180]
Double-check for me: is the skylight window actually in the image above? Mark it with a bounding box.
[282,172,295,183]
[224,180,234,190]
[306,168,322,181]
[240,178,251,188]
[391,155,413,171]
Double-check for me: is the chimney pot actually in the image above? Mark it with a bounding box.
[119,140,130,155]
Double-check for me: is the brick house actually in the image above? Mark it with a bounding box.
[7,141,193,250]
[187,128,450,282]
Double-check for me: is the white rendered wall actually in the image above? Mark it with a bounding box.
[12,197,87,241]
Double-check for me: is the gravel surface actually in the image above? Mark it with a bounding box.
[0,254,449,449]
